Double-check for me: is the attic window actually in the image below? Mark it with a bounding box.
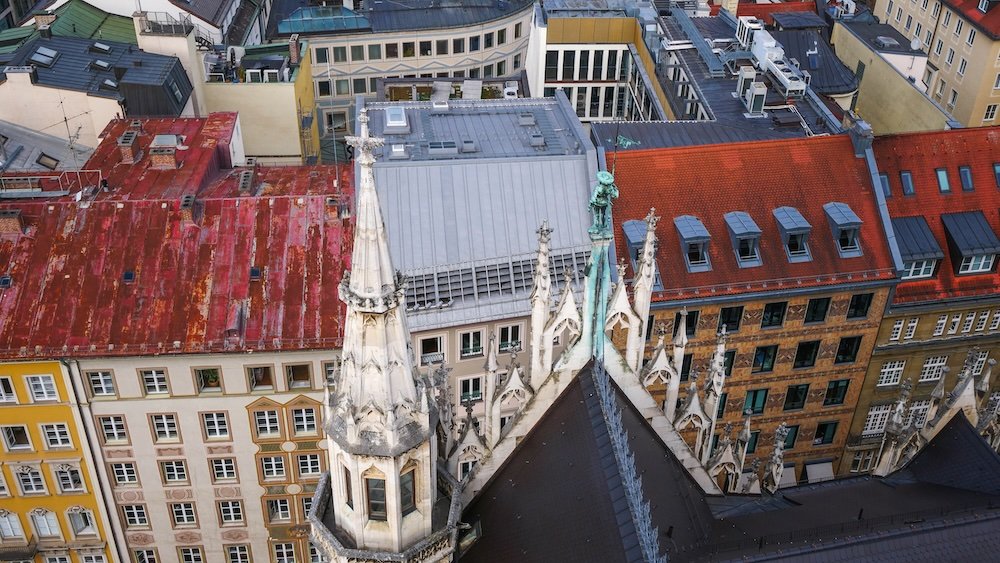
[823,202,863,258]
[35,153,59,170]
[123,270,136,284]
[101,79,118,90]
[91,42,112,54]
[91,59,112,71]
[724,211,762,268]
[959,165,974,191]
[674,215,712,273]
[250,266,262,281]
[0,275,11,289]
[979,0,989,12]
[170,81,184,103]
[773,206,812,262]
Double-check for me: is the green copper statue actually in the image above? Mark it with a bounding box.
[589,170,619,237]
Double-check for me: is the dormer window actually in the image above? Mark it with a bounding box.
[724,211,762,268]
[959,254,995,273]
[823,202,864,258]
[979,0,988,13]
[674,215,711,273]
[892,216,944,281]
[941,211,1000,276]
[773,207,812,263]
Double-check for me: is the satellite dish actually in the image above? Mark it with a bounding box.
[910,37,922,50]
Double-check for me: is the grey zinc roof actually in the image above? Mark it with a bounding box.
[823,202,863,227]
[892,216,945,261]
[724,211,762,237]
[0,120,93,172]
[674,215,711,242]
[771,11,828,30]
[773,206,811,233]
[169,0,237,26]
[772,30,859,96]
[941,211,1000,256]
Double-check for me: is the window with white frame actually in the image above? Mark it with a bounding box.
[179,547,203,563]
[286,364,312,389]
[151,414,178,441]
[122,504,148,527]
[2,425,31,451]
[986,104,998,122]
[82,556,106,563]
[31,510,60,538]
[219,500,244,523]
[959,254,996,274]
[948,314,962,334]
[499,325,521,352]
[459,376,483,403]
[255,410,280,437]
[962,312,976,332]
[56,466,84,493]
[293,408,317,434]
[0,471,8,496]
[0,511,23,538]
[919,355,949,381]
[247,366,274,391]
[274,543,296,563]
[202,412,229,438]
[17,467,45,493]
[862,404,893,436]
[211,458,237,481]
[46,556,70,563]
[933,314,948,336]
[902,259,936,279]
[267,498,291,522]
[140,369,168,395]
[310,542,326,563]
[27,375,57,401]
[992,312,1000,331]
[973,350,991,375]
[877,360,906,386]
[42,423,71,448]
[170,503,197,526]
[904,318,919,339]
[134,549,158,563]
[419,336,444,365]
[976,311,991,331]
[227,545,251,563]
[195,367,222,393]
[262,456,286,479]
[460,459,476,479]
[68,508,97,536]
[298,454,322,477]
[111,462,138,485]
[0,377,15,403]
[907,399,931,428]
[460,331,484,357]
[161,460,188,483]
[87,371,115,396]
[99,416,128,443]
[888,319,904,341]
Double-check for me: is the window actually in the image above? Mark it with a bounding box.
[266,498,291,524]
[878,174,891,197]
[932,1,941,15]
[293,408,317,434]
[122,504,148,527]
[919,355,948,381]
[452,37,465,54]
[344,467,354,509]
[298,454,322,477]
[958,58,967,76]
[211,458,237,481]
[744,388,768,414]
[18,468,45,493]
[367,44,382,60]
[686,242,708,268]
[724,351,736,376]
[247,366,274,391]
[955,18,963,34]
[985,105,998,122]
[0,512,23,538]
[499,325,521,352]
[934,39,943,55]
[134,550,158,563]
[314,48,328,64]
[876,360,908,388]
[957,166,974,192]
[420,336,444,365]
[905,14,912,29]
[274,543,295,563]
[417,40,431,56]
[2,425,30,450]
[804,297,830,323]
[967,28,977,45]
[255,410,280,437]
[973,350,991,375]
[497,28,507,45]
[862,404,893,436]
[933,314,949,335]
[141,369,168,395]
[68,508,96,536]
[198,412,228,441]
[907,400,931,429]
[332,46,347,62]
[194,368,221,393]
[150,414,178,441]
[786,232,809,258]
[87,371,115,396]
[761,302,787,328]
[349,44,364,61]
[793,341,820,368]
[976,311,990,332]
[401,469,416,515]
[752,345,778,373]
[179,548,203,563]
[460,460,476,479]
[171,503,197,526]
[460,376,483,403]
[483,32,494,48]
[41,423,71,448]
[948,89,959,110]
[57,467,84,492]
[366,477,387,520]
[161,460,188,483]
[959,254,996,273]
[784,384,809,410]
[262,456,286,479]
[402,41,416,57]
[27,374,57,401]
[962,311,976,333]
[317,81,331,97]
[460,331,483,357]
[948,313,962,334]
[835,336,862,364]
[302,495,314,519]
[981,0,989,11]
[32,510,60,538]
[814,422,838,445]
[227,546,250,563]
[674,310,699,338]
[903,259,936,279]
[783,425,799,449]
[0,378,14,403]
[886,0,893,13]
[99,415,127,443]
[219,501,244,524]
[718,306,743,332]
[895,171,915,196]
[847,293,874,319]
[335,79,350,96]
[889,319,905,341]
[992,312,1000,330]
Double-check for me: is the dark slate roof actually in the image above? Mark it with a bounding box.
[892,216,945,261]
[771,11,828,30]
[893,411,1000,496]
[460,364,714,562]
[592,121,806,151]
[941,210,1000,256]
[772,30,859,96]
[842,20,925,55]
[169,0,237,26]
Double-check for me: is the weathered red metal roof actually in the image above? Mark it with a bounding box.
[0,114,352,359]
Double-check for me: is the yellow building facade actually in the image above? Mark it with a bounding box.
[0,361,117,563]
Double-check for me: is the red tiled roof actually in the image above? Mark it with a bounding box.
[0,115,353,360]
[874,126,1000,305]
[709,2,817,25]
[941,0,1000,40]
[611,135,897,303]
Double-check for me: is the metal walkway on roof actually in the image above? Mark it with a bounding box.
[669,3,726,77]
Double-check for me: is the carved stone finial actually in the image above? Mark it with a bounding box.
[537,220,553,244]
[644,207,660,230]
[563,266,574,285]
[617,257,627,280]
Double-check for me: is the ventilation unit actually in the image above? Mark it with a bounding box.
[389,144,408,160]
[744,82,767,116]
[238,170,254,192]
[529,134,546,147]
[736,66,756,98]
[518,113,536,126]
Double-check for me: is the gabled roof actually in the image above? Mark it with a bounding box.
[0,0,137,55]
[873,127,1000,304]
[169,0,238,26]
[941,0,1000,40]
[611,135,896,303]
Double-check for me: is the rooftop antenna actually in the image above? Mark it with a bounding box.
[59,95,83,170]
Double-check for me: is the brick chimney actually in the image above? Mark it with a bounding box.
[34,13,57,28]
[179,194,195,222]
[118,131,139,164]
[288,33,300,65]
[0,210,23,235]
[149,147,178,170]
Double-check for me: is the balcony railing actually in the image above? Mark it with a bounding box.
[499,340,521,352]
[460,346,483,357]
[420,352,445,365]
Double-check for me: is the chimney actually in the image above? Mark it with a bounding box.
[179,194,195,222]
[288,34,301,65]
[149,147,178,170]
[38,25,52,38]
[34,13,57,28]
[849,119,874,157]
[0,210,23,235]
[118,130,139,164]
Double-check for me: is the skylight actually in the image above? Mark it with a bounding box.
[91,41,112,54]
[29,52,55,67]
[91,59,112,71]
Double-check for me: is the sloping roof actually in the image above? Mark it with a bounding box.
[709,3,818,25]
[941,211,1000,256]
[897,411,1000,496]
[611,135,896,303]
[941,0,1000,40]
[892,216,945,261]
[772,30,859,95]
[873,127,1000,304]
[771,10,828,28]
[592,121,806,151]
[169,0,237,26]
[0,0,136,55]
[461,365,714,562]
[0,114,352,359]
[0,119,93,171]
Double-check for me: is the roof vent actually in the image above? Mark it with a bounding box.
[238,170,255,193]
[432,100,450,112]
[428,140,458,156]
[123,270,136,284]
[461,139,477,153]
[874,36,900,49]
[529,134,546,148]
[149,147,178,170]
[389,144,409,160]
[0,209,23,235]
[90,41,112,54]
[384,106,410,134]
[518,113,536,126]
[0,275,10,289]
[249,266,262,281]
[128,119,143,130]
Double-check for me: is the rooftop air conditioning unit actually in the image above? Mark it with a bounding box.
[744,82,767,116]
